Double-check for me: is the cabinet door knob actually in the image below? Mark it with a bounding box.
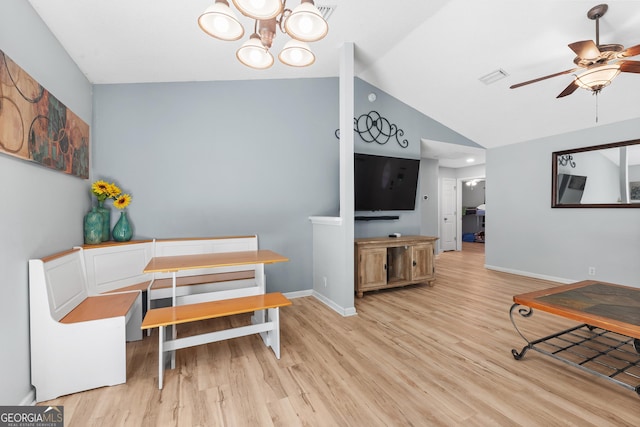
[412,260,417,267]
[384,264,387,270]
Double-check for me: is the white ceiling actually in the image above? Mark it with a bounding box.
[421,139,486,168]
[27,0,640,163]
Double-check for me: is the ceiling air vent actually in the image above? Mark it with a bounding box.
[479,69,509,85]
[317,5,336,21]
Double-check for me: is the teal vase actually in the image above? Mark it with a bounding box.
[96,200,111,242]
[83,207,103,244]
[112,211,133,242]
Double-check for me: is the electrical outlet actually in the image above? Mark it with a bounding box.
[323,276,328,287]
[588,267,596,276]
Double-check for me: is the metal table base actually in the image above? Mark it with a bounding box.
[510,303,640,396]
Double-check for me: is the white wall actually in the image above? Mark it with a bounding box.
[0,0,92,404]
[419,158,440,238]
[487,118,640,286]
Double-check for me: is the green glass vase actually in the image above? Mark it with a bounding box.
[96,200,111,242]
[112,211,133,242]
[83,207,103,244]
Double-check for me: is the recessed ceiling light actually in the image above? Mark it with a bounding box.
[466,158,475,163]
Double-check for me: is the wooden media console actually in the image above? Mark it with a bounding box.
[354,235,438,298]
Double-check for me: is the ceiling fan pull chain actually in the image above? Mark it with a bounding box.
[595,92,599,123]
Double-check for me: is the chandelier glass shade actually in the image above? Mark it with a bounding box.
[236,33,275,69]
[279,39,315,67]
[198,1,244,41]
[199,0,328,69]
[232,0,283,20]
[575,64,621,92]
[283,0,328,42]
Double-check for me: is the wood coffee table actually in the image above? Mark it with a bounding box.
[510,280,640,396]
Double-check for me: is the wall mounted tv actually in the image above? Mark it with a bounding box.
[354,153,420,211]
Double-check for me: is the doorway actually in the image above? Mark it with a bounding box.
[460,178,485,249]
[440,178,457,251]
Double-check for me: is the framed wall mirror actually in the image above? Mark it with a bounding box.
[552,138,640,208]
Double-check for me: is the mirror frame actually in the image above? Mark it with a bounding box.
[552,138,640,208]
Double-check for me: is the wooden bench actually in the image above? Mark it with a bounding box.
[141,292,292,389]
[29,249,143,402]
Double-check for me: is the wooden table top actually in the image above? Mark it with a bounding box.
[513,280,640,340]
[143,249,288,273]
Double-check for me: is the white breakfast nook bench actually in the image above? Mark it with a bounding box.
[29,235,289,402]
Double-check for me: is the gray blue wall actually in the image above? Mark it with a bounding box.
[352,78,478,238]
[93,79,340,295]
[487,118,640,285]
[0,0,92,405]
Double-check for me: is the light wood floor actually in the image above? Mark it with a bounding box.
[41,243,640,426]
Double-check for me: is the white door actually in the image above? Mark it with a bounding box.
[440,178,457,251]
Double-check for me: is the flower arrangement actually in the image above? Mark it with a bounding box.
[85,179,134,243]
[113,193,132,210]
[91,180,121,204]
[91,179,132,209]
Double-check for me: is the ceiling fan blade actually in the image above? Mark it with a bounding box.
[620,44,640,58]
[568,40,600,59]
[619,60,640,73]
[510,68,578,89]
[556,80,579,98]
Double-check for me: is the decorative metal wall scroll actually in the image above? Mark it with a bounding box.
[558,154,576,168]
[335,111,409,148]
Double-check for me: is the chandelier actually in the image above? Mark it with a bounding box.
[198,0,329,69]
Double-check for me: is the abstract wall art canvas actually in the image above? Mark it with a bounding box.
[0,49,89,179]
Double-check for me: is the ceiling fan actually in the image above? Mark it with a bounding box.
[510,4,640,98]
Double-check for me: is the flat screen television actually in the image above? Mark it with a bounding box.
[557,173,587,204]
[354,153,420,211]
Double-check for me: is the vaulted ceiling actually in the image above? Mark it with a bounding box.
[27,0,640,151]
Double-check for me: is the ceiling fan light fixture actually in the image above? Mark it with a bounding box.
[232,0,283,20]
[279,39,315,67]
[283,0,329,42]
[236,33,275,69]
[575,64,621,92]
[198,0,244,41]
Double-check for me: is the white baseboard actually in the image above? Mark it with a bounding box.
[484,264,574,284]
[283,289,313,299]
[312,291,357,317]
[19,388,36,406]
[283,289,356,317]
